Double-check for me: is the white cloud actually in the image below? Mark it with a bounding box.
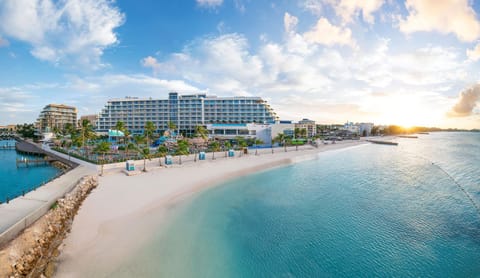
[467,43,480,61]
[0,0,125,68]
[284,13,299,34]
[448,84,480,117]
[141,56,161,74]
[138,30,474,126]
[301,0,384,24]
[301,0,323,16]
[196,0,223,7]
[328,0,384,24]
[398,0,480,42]
[303,17,357,48]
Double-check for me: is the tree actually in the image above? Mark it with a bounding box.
[94,141,111,176]
[168,121,177,134]
[134,135,150,171]
[175,140,190,164]
[79,119,96,158]
[209,141,220,160]
[124,129,132,159]
[115,120,126,146]
[144,121,157,147]
[224,141,232,157]
[254,139,263,155]
[300,128,307,138]
[63,123,75,138]
[16,123,35,139]
[157,145,168,166]
[195,125,208,140]
[274,133,287,152]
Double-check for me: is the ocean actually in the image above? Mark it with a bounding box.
[0,140,61,203]
[112,132,480,277]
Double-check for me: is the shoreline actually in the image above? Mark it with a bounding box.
[55,140,369,277]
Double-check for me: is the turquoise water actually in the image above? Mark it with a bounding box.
[114,132,480,277]
[0,140,62,203]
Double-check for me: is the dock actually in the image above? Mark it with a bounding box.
[367,140,398,146]
[16,157,49,167]
[398,135,418,139]
[15,141,46,156]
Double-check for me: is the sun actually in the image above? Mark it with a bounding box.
[375,95,439,128]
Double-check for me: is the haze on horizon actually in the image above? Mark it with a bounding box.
[0,0,479,129]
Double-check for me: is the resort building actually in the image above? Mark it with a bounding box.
[296,118,317,138]
[97,92,278,135]
[206,123,272,145]
[35,104,78,135]
[271,121,295,138]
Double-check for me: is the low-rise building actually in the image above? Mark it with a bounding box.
[206,123,272,145]
[296,118,316,138]
[79,114,99,128]
[35,104,77,139]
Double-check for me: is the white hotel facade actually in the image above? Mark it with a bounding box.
[97,92,278,136]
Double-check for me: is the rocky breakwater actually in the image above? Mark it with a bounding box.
[0,175,98,278]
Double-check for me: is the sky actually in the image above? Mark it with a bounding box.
[0,0,479,129]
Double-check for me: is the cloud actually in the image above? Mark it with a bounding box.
[0,0,125,68]
[196,0,223,7]
[398,0,480,42]
[141,56,161,73]
[301,0,384,24]
[328,0,384,24]
[467,43,480,61]
[303,17,357,48]
[448,84,480,117]
[0,35,9,47]
[284,12,299,34]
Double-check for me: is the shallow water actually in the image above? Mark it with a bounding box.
[0,140,61,203]
[112,132,480,277]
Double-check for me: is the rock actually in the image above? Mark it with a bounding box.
[43,262,55,277]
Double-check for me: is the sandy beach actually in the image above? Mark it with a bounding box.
[55,140,368,277]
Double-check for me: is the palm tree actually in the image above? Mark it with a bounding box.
[274,133,286,152]
[157,145,168,166]
[94,141,111,176]
[79,119,96,159]
[133,135,150,171]
[168,121,177,135]
[114,120,126,148]
[124,129,132,159]
[144,121,156,147]
[209,140,220,160]
[195,125,208,140]
[175,139,190,164]
[224,141,232,157]
[254,139,263,155]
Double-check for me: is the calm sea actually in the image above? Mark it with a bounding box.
[0,140,61,203]
[113,132,480,277]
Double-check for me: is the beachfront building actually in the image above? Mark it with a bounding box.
[97,92,278,136]
[357,122,374,136]
[206,123,272,145]
[296,118,316,138]
[271,121,295,138]
[343,122,374,137]
[0,125,16,135]
[35,104,77,140]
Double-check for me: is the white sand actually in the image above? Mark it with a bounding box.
[55,140,367,277]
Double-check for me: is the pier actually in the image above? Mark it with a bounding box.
[16,157,49,167]
[367,140,398,146]
[398,135,418,139]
